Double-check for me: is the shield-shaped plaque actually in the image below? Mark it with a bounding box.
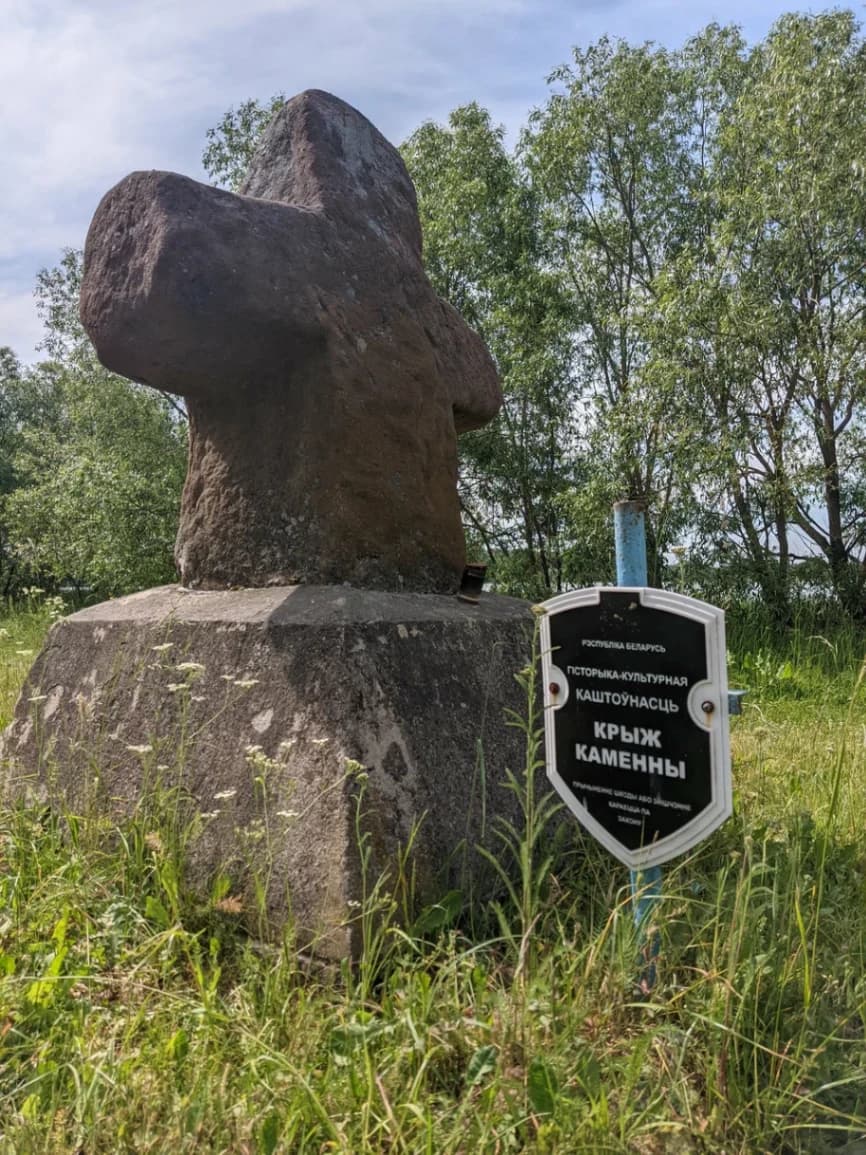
[540,587,732,868]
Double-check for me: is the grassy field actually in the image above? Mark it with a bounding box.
[0,601,864,1153]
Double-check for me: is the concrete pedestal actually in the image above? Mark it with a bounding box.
[1,585,535,958]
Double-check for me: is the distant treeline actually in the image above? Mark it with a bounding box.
[2,10,865,619]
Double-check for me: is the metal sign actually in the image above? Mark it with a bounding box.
[540,586,732,869]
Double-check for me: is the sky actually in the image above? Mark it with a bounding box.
[1,0,830,364]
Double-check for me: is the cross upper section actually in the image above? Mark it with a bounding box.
[80,90,501,592]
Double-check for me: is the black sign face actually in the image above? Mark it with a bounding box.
[540,587,731,868]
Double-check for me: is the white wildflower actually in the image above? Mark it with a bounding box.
[214,788,237,801]
[151,643,174,652]
[126,744,153,755]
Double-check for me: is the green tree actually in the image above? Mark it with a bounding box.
[403,105,580,596]
[6,372,186,597]
[522,29,747,581]
[0,348,26,594]
[0,348,24,499]
[3,252,187,598]
[0,350,71,594]
[202,95,285,190]
[659,11,866,615]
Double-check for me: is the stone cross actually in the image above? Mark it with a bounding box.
[79,90,501,593]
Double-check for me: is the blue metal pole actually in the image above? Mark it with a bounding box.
[614,501,649,588]
[613,501,662,992]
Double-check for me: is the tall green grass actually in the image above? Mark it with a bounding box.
[0,596,65,730]
[0,603,864,1153]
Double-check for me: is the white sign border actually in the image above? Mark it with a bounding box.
[539,586,732,869]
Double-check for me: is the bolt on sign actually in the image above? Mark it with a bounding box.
[540,587,732,869]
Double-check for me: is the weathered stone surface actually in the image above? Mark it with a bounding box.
[1,586,535,958]
[79,90,502,593]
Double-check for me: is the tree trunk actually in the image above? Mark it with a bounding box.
[817,397,863,616]
[730,473,790,622]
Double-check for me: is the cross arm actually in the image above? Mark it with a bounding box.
[430,298,502,434]
[80,171,330,397]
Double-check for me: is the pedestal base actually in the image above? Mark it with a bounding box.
[1,585,535,958]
